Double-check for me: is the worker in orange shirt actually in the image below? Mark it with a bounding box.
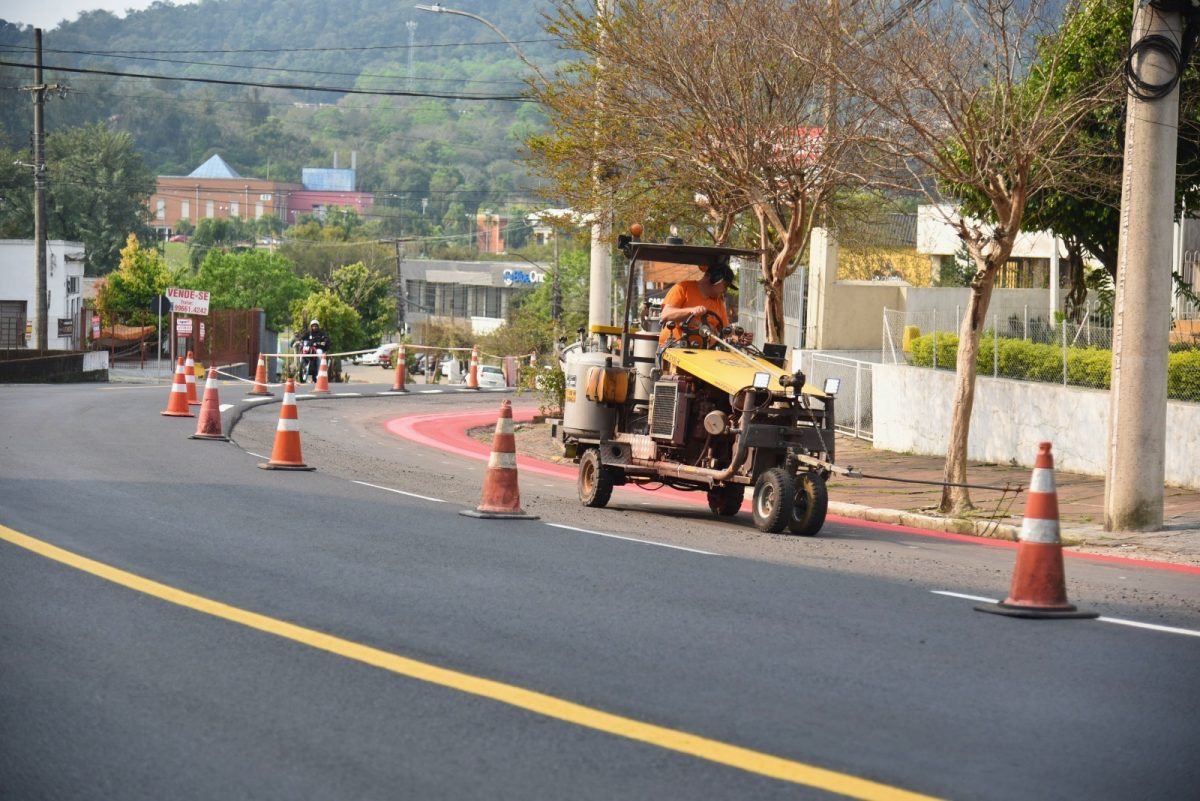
[658,260,737,346]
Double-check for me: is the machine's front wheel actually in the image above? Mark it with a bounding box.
[578,448,614,508]
[788,472,829,536]
[707,484,745,517]
[752,468,794,533]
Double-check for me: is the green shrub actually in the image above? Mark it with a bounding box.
[908,332,1200,401]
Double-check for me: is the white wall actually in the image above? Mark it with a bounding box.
[917,204,1061,258]
[0,239,86,349]
[873,363,1200,489]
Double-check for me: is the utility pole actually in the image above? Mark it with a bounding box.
[406,20,418,91]
[20,29,63,351]
[1105,3,1184,531]
[588,0,613,332]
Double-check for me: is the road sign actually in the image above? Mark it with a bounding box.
[149,295,172,315]
[176,317,193,336]
[165,287,210,316]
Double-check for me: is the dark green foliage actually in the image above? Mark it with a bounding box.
[909,333,1200,402]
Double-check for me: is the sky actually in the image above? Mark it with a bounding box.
[0,1,197,30]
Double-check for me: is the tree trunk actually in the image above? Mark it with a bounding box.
[938,262,998,514]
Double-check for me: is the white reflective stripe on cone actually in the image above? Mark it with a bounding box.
[276,418,300,432]
[1019,516,1060,544]
[1029,467,1056,494]
[488,451,517,469]
[496,417,514,435]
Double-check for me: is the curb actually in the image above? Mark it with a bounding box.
[828,501,1020,542]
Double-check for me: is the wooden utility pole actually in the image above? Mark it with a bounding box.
[1105,3,1184,530]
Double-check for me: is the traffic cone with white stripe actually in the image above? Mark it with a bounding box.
[312,354,332,394]
[184,351,200,405]
[460,399,538,519]
[161,357,195,417]
[249,353,273,396]
[977,443,1096,619]
[257,379,315,471]
[467,345,480,389]
[189,367,228,441]
[391,343,407,392]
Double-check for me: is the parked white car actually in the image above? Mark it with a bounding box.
[360,343,398,366]
[477,364,506,388]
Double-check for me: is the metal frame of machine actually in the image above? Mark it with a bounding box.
[553,235,846,535]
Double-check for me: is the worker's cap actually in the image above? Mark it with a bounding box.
[706,262,737,290]
[309,319,320,327]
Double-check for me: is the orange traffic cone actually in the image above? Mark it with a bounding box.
[312,354,332,394]
[977,443,1096,619]
[391,343,407,392]
[249,353,273,396]
[257,379,315,471]
[460,399,538,519]
[189,367,229,441]
[184,350,200,405]
[161,357,195,417]
[467,345,480,389]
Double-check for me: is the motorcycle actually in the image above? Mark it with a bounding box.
[293,341,323,383]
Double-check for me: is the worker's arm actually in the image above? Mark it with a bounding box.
[660,302,712,324]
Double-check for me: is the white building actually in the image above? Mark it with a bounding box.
[917,204,1064,288]
[0,239,86,349]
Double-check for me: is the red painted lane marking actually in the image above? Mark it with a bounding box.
[384,410,1200,576]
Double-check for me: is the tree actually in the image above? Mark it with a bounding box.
[329,262,397,349]
[290,291,360,356]
[188,217,251,270]
[531,0,868,343]
[0,123,156,274]
[824,0,1111,513]
[194,249,318,331]
[94,233,170,320]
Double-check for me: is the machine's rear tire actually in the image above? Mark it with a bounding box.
[707,484,745,517]
[752,468,794,533]
[788,472,829,536]
[578,448,614,508]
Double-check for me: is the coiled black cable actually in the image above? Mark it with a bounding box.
[1123,32,1184,101]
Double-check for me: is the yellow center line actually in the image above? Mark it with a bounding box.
[1,523,943,801]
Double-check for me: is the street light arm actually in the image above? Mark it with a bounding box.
[414,4,548,86]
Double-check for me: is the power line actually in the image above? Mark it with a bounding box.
[0,59,533,102]
[17,39,559,55]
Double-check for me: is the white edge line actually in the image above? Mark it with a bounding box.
[242,397,273,403]
[419,390,443,394]
[246,451,270,460]
[1096,616,1200,638]
[351,480,446,503]
[547,523,718,556]
[932,590,998,603]
[218,404,234,412]
[931,590,1200,639]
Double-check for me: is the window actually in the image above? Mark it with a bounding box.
[181,200,190,221]
[206,200,214,217]
[230,201,239,218]
[156,200,166,220]
[255,202,264,219]
[67,276,80,294]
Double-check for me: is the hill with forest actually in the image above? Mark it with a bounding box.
[0,0,567,240]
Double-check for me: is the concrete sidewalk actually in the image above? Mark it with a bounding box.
[827,435,1200,567]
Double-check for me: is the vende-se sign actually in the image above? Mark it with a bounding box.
[165,287,210,316]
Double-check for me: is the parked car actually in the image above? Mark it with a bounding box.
[168,234,189,243]
[360,343,398,367]
[477,364,506,388]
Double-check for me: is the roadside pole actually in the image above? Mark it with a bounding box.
[1105,4,1184,530]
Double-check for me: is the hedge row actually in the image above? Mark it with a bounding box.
[908,333,1200,403]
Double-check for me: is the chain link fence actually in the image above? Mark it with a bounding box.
[883,306,1200,403]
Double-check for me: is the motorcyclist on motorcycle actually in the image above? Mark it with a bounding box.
[294,319,331,383]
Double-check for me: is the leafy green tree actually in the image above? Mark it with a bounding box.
[290,291,361,353]
[95,234,170,319]
[0,124,156,274]
[329,262,397,348]
[195,249,318,330]
[188,217,252,269]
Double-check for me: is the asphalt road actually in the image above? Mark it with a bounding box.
[1,380,1197,800]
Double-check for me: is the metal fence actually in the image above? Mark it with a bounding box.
[883,306,1200,403]
[797,351,873,441]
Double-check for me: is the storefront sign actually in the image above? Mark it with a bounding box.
[502,268,544,287]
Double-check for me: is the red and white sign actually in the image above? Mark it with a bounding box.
[166,287,210,316]
[176,317,193,336]
[91,314,100,340]
[199,322,206,342]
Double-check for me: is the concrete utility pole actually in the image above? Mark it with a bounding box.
[588,0,613,332]
[1105,3,1184,531]
[26,29,54,350]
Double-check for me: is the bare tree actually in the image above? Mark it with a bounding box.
[529,0,872,342]
[810,0,1111,513]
